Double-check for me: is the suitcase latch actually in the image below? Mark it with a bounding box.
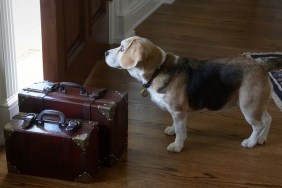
[43,82,59,93]
[89,89,107,99]
[22,113,37,129]
[66,120,81,131]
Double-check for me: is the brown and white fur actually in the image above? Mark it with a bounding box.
[105,36,282,152]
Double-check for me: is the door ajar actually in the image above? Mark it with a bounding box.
[40,0,109,84]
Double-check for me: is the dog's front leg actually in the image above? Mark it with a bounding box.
[167,111,187,152]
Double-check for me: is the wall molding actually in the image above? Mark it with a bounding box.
[109,0,175,44]
[0,0,19,145]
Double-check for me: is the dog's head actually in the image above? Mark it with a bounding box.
[105,36,166,77]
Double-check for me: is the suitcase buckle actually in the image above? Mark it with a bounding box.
[43,82,59,93]
[66,120,81,131]
[22,113,37,129]
[89,89,107,99]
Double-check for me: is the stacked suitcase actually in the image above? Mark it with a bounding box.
[4,81,128,183]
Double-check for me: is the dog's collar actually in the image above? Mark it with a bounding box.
[141,53,168,97]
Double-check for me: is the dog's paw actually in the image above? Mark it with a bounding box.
[241,138,257,148]
[167,142,183,152]
[164,126,175,136]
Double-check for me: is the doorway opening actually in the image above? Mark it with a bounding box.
[12,0,43,90]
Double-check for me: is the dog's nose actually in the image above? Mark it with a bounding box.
[105,51,109,57]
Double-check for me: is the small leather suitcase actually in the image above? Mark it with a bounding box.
[18,81,128,166]
[4,110,99,183]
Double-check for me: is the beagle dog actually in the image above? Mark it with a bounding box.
[105,36,282,152]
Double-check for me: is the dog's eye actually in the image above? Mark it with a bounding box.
[119,46,124,52]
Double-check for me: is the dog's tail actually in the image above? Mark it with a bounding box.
[243,52,282,71]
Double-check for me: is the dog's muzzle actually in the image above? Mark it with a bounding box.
[104,50,123,69]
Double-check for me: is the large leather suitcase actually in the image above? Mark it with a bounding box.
[18,81,128,166]
[4,110,99,183]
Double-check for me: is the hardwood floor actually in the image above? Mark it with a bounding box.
[1,0,282,187]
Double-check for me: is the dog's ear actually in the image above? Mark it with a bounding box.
[120,40,147,69]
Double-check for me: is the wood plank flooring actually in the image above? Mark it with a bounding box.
[1,0,282,187]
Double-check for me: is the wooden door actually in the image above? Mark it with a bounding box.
[40,0,109,84]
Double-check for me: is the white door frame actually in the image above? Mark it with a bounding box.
[0,0,19,145]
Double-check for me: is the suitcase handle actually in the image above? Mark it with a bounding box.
[37,109,65,125]
[59,82,107,99]
[59,82,88,97]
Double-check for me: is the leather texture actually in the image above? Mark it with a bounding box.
[18,81,128,166]
[4,111,99,182]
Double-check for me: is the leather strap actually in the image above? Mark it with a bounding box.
[142,54,168,89]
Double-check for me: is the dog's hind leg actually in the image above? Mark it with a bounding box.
[239,73,272,148]
[240,111,265,148]
[257,111,272,145]
[240,103,271,148]
[166,111,187,152]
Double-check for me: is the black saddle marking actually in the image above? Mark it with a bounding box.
[186,61,243,111]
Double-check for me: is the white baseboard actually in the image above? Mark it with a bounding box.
[109,0,175,44]
[0,95,19,146]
